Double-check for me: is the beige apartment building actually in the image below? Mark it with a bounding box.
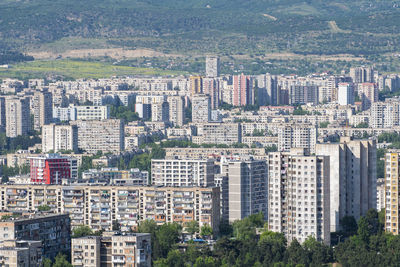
[385,152,400,235]
[0,185,220,235]
[0,240,42,267]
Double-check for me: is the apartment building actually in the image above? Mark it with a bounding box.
[199,123,241,145]
[0,214,71,260]
[0,240,42,267]
[164,147,266,160]
[75,105,110,121]
[0,185,220,235]
[289,85,319,105]
[192,94,211,123]
[337,83,354,106]
[220,158,268,222]
[71,236,101,267]
[385,152,400,235]
[72,233,151,267]
[167,96,185,126]
[5,96,30,137]
[233,74,252,106]
[42,123,78,153]
[278,124,317,154]
[151,159,214,187]
[268,148,330,244]
[29,153,78,184]
[32,91,53,131]
[370,100,400,128]
[82,168,149,186]
[358,82,378,110]
[70,119,124,154]
[205,56,219,77]
[53,105,77,122]
[315,137,377,232]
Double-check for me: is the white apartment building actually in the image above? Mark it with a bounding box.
[315,137,377,232]
[151,159,215,187]
[268,148,330,244]
[32,91,53,131]
[338,83,354,106]
[192,94,211,123]
[42,124,78,153]
[70,119,124,154]
[167,96,185,126]
[370,100,400,128]
[199,123,241,145]
[5,96,30,137]
[75,105,110,121]
[205,56,219,77]
[278,124,317,154]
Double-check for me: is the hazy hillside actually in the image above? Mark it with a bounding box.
[1,0,400,56]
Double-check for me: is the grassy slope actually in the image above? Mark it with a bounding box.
[1,0,400,56]
[0,60,188,80]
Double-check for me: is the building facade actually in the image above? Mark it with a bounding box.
[268,149,330,244]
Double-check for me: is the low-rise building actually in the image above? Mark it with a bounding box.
[0,214,71,260]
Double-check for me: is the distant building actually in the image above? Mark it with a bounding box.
[151,159,215,187]
[29,153,78,184]
[289,85,319,105]
[192,94,211,123]
[338,83,354,105]
[42,124,78,153]
[201,123,241,145]
[5,96,30,137]
[75,105,110,121]
[203,78,220,109]
[256,74,278,106]
[278,124,317,154]
[167,96,185,126]
[32,91,53,131]
[233,74,252,106]
[190,76,203,95]
[70,119,124,154]
[206,56,219,77]
[358,83,378,110]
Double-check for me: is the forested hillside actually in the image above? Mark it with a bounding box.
[1,0,400,56]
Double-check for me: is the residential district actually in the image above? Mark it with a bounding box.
[0,57,400,266]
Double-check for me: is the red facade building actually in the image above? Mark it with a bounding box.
[29,154,77,184]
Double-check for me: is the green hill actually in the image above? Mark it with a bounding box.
[1,0,400,56]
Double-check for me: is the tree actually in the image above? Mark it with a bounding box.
[154,250,185,267]
[232,213,264,241]
[152,223,182,260]
[72,225,93,238]
[38,205,51,212]
[257,231,286,265]
[200,224,213,238]
[42,258,52,267]
[185,221,200,236]
[112,220,121,231]
[194,256,217,267]
[286,239,308,266]
[53,253,72,267]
